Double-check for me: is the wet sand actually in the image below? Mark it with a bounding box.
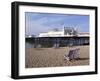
[25,45,89,68]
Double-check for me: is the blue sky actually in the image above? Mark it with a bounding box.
[25,12,89,36]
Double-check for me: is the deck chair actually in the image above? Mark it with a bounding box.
[64,48,80,61]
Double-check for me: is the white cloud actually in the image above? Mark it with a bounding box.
[25,20,53,36]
